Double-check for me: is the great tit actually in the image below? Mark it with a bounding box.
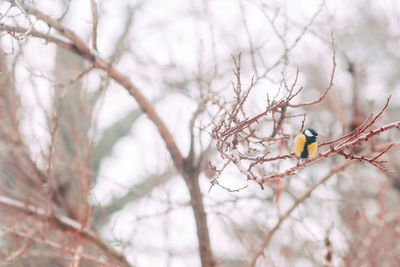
[294,128,318,159]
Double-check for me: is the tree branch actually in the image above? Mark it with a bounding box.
[257,120,400,184]
[0,196,132,267]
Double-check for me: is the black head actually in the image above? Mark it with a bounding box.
[302,128,318,138]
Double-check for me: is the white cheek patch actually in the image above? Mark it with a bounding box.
[304,129,313,137]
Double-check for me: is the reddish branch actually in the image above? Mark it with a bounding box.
[320,96,391,147]
[319,114,373,147]
[216,86,303,141]
[257,120,399,184]
[255,152,295,163]
[213,54,302,145]
[337,144,393,172]
[210,45,334,188]
[210,40,396,190]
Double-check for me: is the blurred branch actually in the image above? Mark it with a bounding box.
[188,98,207,161]
[108,4,139,63]
[1,0,186,172]
[2,227,111,266]
[289,33,336,108]
[95,167,176,225]
[90,0,98,51]
[239,0,258,77]
[0,233,31,262]
[0,195,132,267]
[258,0,325,79]
[0,24,71,49]
[93,108,142,179]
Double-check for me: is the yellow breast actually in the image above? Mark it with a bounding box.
[307,141,318,158]
[294,134,306,157]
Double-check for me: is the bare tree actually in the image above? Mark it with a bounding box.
[0,0,399,266]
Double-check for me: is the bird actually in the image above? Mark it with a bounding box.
[294,128,318,159]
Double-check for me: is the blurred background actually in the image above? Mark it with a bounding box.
[0,0,399,266]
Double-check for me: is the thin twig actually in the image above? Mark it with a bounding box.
[90,0,98,50]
